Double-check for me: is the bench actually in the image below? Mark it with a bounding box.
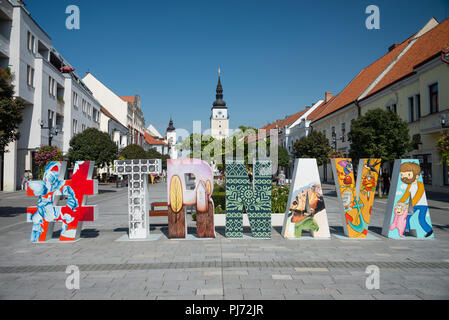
[149,202,168,217]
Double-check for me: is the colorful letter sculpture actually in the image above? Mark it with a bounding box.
[113,159,162,239]
[282,159,330,239]
[331,158,381,238]
[225,159,272,238]
[167,158,215,239]
[382,159,434,239]
[26,161,98,242]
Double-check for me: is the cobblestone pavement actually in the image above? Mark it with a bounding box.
[0,182,448,300]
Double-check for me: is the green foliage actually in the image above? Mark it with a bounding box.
[212,190,226,214]
[120,144,147,160]
[348,108,412,162]
[437,130,449,166]
[68,128,118,168]
[146,147,170,170]
[34,145,63,167]
[0,67,25,153]
[34,145,63,179]
[292,131,331,166]
[271,185,290,213]
[277,146,290,168]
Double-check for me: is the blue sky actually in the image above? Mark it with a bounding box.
[26,0,449,136]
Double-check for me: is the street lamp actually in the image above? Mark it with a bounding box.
[331,131,337,151]
[331,131,343,151]
[440,113,449,128]
[39,120,59,146]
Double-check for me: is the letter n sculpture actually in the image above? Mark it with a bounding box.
[26,161,98,242]
[225,159,272,238]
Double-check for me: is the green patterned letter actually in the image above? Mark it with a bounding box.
[225,159,272,238]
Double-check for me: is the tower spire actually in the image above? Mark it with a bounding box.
[167,116,175,132]
[213,68,226,107]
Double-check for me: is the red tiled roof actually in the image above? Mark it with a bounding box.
[365,18,449,99]
[145,131,167,145]
[307,97,336,121]
[248,108,310,142]
[119,96,135,103]
[312,34,414,122]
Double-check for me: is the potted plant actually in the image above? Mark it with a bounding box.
[437,130,449,166]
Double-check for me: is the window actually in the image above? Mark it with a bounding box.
[82,124,86,131]
[409,94,421,121]
[323,130,326,137]
[73,92,79,108]
[73,119,78,135]
[408,96,415,122]
[444,161,449,186]
[415,94,421,120]
[82,99,86,114]
[429,83,438,114]
[27,65,34,87]
[47,110,54,129]
[341,123,346,142]
[87,103,92,117]
[386,104,397,113]
[27,31,35,53]
[48,77,56,97]
[93,109,99,123]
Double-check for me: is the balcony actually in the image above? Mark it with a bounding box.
[0,32,9,57]
[420,108,449,134]
[56,97,64,115]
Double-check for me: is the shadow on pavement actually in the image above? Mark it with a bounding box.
[0,207,26,217]
[81,229,100,238]
[98,189,117,194]
[51,228,100,238]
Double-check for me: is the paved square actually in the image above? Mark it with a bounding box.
[0,182,448,300]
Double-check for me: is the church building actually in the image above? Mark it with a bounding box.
[210,69,230,140]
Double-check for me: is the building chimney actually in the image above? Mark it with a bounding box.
[325,92,332,103]
[388,43,399,52]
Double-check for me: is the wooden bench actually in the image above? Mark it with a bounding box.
[149,202,168,217]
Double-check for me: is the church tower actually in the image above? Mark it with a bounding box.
[210,69,229,140]
[166,117,177,159]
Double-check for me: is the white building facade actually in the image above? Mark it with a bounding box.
[100,106,128,150]
[82,72,145,148]
[2,0,100,191]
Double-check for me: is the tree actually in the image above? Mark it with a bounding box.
[147,147,170,170]
[292,131,331,166]
[0,67,25,153]
[348,108,412,163]
[277,146,290,169]
[120,144,148,160]
[68,128,118,168]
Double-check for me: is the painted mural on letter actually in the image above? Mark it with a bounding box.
[382,159,433,239]
[332,158,381,238]
[167,158,215,238]
[282,159,330,238]
[26,161,98,242]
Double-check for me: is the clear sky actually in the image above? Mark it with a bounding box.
[26,0,449,136]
